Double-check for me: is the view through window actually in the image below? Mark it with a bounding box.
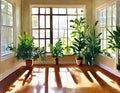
[31,7,85,54]
[1,0,14,56]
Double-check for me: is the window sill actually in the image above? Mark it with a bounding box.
[0,53,14,61]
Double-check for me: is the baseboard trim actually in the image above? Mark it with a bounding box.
[0,62,24,81]
[97,63,120,77]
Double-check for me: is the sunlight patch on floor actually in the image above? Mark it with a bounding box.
[60,68,77,88]
[96,71,120,91]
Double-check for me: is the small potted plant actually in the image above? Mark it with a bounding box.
[49,38,64,65]
[7,32,46,67]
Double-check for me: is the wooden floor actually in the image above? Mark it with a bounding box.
[1,64,120,93]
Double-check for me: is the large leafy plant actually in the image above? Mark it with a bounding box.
[70,17,87,38]
[70,17,88,58]
[85,21,101,65]
[71,32,86,59]
[7,32,46,61]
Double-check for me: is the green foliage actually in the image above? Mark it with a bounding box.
[85,21,101,65]
[49,39,64,58]
[61,30,72,54]
[70,17,88,59]
[7,32,46,61]
[70,17,89,38]
[107,26,120,49]
[101,49,111,57]
[107,26,120,65]
[71,37,86,58]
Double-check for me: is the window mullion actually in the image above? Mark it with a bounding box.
[50,8,53,45]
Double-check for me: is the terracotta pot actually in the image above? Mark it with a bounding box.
[26,60,33,67]
[76,57,83,66]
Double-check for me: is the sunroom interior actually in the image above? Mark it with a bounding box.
[0,0,120,93]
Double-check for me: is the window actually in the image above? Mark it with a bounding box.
[97,3,116,56]
[31,7,85,54]
[1,0,14,56]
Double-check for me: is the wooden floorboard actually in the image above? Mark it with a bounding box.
[0,64,120,93]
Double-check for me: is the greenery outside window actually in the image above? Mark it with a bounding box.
[0,0,14,56]
[97,3,116,57]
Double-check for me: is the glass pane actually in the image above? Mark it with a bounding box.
[112,26,116,31]
[102,9,106,27]
[53,39,58,46]
[8,28,13,45]
[1,13,7,25]
[78,15,84,18]
[107,6,112,26]
[40,30,45,38]
[34,39,39,47]
[40,8,45,14]
[78,8,84,14]
[103,40,107,49]
[46,39,50,52]
[67,8,76,14]
[53,30,58,39]
[8,3,12,15]
[53,8,58,14]
[59,8,66,14]
[68,30,74,37]
[1,0,8,13]
[59,30,67,38]
[46,30,50,38]
[68,16,76,29]
[46,8,50,14]
[32,15,38,28]
[53,16,58,29]
[59,16,67,29]
[7,15,13,26]
[112,4,116,26]
[46,16,50,28]
[32,8,38,14]
[40,39,45,47]
[32,30,39,38]
[103,28,107,39]
[62,38,67,46]
[40,16,45,28]
[1,27,7,53]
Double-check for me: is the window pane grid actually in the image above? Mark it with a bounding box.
[32,7,85,53]
[1,0,14,55]
[98,4,116,56]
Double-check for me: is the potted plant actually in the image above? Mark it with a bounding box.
[49,38,64,65]
[107,26,120,70]
[85,21,101,66]
[70,17,88,65]
[7,32,46,67]
[71,37,86,65]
